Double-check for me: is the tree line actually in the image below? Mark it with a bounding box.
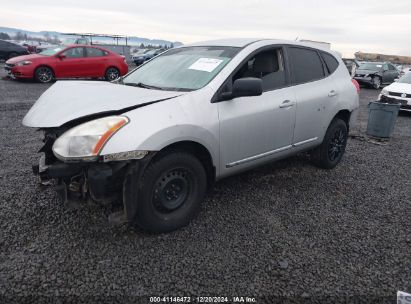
[0,31,61,44]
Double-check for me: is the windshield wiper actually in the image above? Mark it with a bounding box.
[124,82,193,92]
[124,82,167,90]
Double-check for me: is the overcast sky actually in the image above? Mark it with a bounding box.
[2,0,411,57]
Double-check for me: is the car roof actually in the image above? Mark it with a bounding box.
[187,38,263,47]
[185,38,336,53]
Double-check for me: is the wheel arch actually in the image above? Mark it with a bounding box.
[156,140,216,188]
[334,109,351,125]
[332,109,352,132]
[105,65,120,73]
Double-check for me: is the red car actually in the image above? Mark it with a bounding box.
[5,45,128,83]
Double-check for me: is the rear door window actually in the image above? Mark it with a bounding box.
[288,47,325,85]
[86,47,106,57]
[63,47,85,58]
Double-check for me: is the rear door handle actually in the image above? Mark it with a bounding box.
[328,90,338,97]
[279,100,294,108]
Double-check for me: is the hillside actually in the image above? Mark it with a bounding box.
[355,51,411,65]
[0,26,183,47]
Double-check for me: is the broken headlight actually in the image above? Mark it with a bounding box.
[52,116,129,161]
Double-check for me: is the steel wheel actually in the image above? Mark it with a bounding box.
[131,151,207,233]
[105,67,120,81]
[35,67,53,83]
[152,168,191,214]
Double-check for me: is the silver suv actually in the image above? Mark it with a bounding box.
[23,38,359,233]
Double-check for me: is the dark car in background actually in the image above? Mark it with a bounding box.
[132,48,165,65]
[353,61,399,89]
[0,39,29,60]
[342,58,361,70]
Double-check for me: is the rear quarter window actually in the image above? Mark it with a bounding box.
[321,52,339,74]
[288,47,325,85]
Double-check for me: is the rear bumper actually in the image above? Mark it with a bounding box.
[119,63,129,76]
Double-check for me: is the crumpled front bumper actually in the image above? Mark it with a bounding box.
[33,157,129,203]
[33,148,156,226]
[353,76,373,85]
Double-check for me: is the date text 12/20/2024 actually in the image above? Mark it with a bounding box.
[149,296,257,303]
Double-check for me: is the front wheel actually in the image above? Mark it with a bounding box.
[34,66,54,83]
[105,67,120,81]
[371,76,381,89]
[312,118,348,169]
[134,151,207,233]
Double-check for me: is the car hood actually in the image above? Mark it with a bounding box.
[385,82,411,93]
[356,69,379,74]
[22,81,184,128]
[6,54,43,64]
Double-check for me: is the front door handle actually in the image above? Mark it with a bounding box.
[328,90,338,97]
[279,100,294,108]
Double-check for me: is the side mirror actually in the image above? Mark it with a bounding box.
[221,77,263,100]
[57,54,66,60]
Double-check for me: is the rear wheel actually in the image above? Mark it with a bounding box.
[134,151,207,233]
[312,118,348,169]
[34,66,54,83]
[105,67,120,81]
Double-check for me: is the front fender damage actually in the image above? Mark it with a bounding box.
[108,153,156,226]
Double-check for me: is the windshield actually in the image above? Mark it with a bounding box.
[39,47,64,56]
[399,72,411,84]
[123,46,240,91]
[360,63,383,70]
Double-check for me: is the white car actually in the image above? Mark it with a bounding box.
[379,72,411,112]
[23,38,359,233]
[400,66,411,77]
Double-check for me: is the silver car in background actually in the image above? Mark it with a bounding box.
[23,38,359,233]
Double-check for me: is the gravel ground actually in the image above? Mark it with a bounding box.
[0,63,410,303]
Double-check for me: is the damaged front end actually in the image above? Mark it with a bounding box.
[33,126,154,226]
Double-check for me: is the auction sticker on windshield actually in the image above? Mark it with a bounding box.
[188,58,223,72]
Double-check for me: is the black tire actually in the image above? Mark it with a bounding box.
[105,67,120,81]
[34,66,54,83]
[371,76,381,89]
[312,118,348,169]
[134,151,207,233]
[8,52,18,59]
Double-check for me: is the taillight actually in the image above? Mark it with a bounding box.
[351,79,360,93]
